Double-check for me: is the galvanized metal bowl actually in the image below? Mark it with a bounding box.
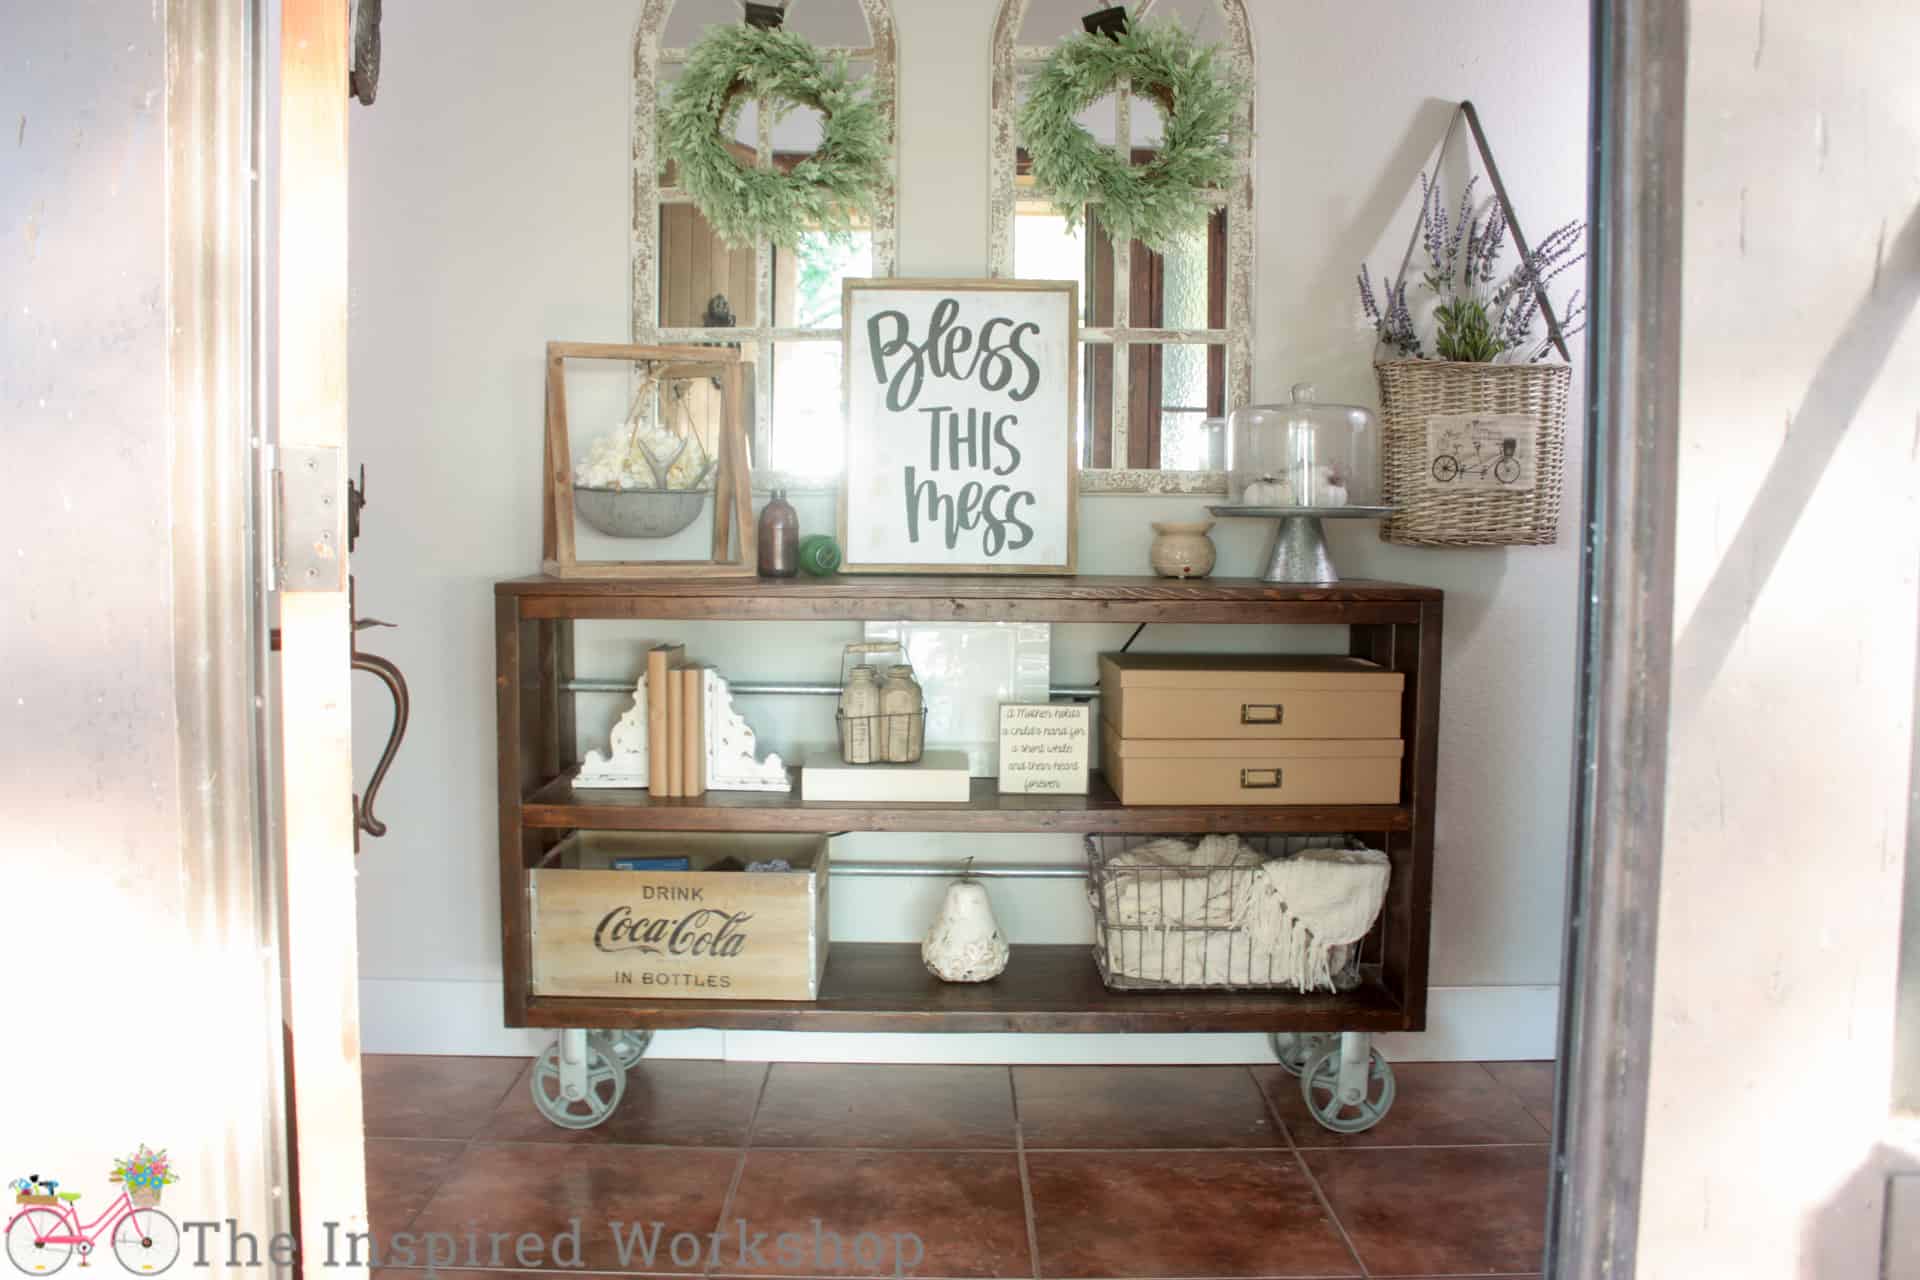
[573,486,708,539]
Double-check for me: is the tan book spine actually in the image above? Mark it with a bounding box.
[645,643,683,794]
[683,665,705,796]
[666,657,686,797]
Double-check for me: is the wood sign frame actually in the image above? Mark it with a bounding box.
[838,278,1079,575]
[543,341,756,579]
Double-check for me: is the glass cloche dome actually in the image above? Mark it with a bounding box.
[1227,383,1381,507]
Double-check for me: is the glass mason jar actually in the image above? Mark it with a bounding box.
[879,665,925,764]
[1227,383,1381,507]
[839,664,881,764]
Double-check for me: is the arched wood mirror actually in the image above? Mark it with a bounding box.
[633,0,900,483]
[990,0,1253,493]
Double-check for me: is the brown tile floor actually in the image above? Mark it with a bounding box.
[363,1055,1550,1279]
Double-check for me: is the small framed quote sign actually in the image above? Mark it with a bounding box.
[997,702,1091,795]
[840,278,1079,574]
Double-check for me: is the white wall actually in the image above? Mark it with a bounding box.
[1634,0,1920,1275]
[348,0,1588,1060]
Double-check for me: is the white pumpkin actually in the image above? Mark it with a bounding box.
[922,879,1010,982]
[1242,476,1293,506]
[1308,464,1349,507]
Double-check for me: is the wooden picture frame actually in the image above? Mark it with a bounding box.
[838,278,1079,575]
[542,341,757,580]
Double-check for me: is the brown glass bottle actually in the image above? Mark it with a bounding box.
[757,488,799,577]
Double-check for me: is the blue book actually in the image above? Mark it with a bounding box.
[610,856,692,872]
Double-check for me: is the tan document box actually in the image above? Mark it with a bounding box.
[1101,723,1405,805]
[1098,653,1404,740]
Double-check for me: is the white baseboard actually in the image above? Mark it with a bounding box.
[358,976,1559,1062]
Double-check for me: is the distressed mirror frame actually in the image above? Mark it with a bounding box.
[632,0,899,493]
[989,0,1254,495]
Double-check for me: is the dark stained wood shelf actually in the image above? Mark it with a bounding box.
[522,943,1406,1034]
[523,768,1411,836]
[497,573,1441,624]
[496,573,1442,1035]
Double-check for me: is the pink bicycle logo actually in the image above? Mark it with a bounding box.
[6,1148,180,1275]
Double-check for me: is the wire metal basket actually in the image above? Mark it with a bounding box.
[835,707,929,764]
[835,641,926,764]
[1084,833,1383,992]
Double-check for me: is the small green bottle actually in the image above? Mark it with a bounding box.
[798,533,842,576]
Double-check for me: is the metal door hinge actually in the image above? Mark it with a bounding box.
[272,444,346,592]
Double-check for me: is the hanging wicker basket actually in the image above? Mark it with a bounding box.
[1375,358,1569,547]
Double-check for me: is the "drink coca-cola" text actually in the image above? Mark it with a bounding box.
[593,905,754,957]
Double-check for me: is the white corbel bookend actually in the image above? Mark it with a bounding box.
[574,675,649,789]
[705,668,789,791]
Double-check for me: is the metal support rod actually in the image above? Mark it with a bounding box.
[558,1028,589,1102]
[830,860,1087,880]
[1336,1031,1371,1105]
[564,678,1102,699]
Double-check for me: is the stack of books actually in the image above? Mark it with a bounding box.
[645,642,707,798]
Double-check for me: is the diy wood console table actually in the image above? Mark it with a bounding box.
[495,574,1441,1129]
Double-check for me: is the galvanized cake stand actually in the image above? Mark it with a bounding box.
[1207,505,1397,584]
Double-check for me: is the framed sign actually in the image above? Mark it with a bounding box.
[997,702,1090,795]
[839,278,1079,574]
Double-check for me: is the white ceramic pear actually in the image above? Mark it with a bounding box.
[922,878,1010,982]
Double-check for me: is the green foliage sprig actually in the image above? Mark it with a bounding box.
[660,24,891,250]
[1018,18,1246,254]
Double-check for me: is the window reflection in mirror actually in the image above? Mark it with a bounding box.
[640,1,896,484]
[993,0,1249,480]
[1013,154,1227,471]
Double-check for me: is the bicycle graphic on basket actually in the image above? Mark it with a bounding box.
[6,1149,181,1275]
[1430,434,1523,485]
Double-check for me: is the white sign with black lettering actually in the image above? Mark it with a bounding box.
[840,279,1079,573]
[996,702,1090,795]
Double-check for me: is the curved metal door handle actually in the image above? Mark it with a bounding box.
[351,649,410,845]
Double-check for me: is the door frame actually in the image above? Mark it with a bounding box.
[1543,0,1688,1276]
[166,0,297,1265]
[273,0,373,1267]
[171,0,369,1268]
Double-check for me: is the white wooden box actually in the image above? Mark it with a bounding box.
[530,831,829,1000]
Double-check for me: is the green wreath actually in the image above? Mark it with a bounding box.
[660,24,891,250]
[1018,19,1245,253]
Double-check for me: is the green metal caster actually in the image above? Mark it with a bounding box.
[1270,1032,1331,1078]
[605,1030,653,1070]
[1301,1035,1396,1134]
[530,1030,625,1130]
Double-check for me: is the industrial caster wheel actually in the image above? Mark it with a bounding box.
[530,1031,625,1129]
[1269,1032,1329,1078]
[605,1030,653,1071]
[1301,1041,1396,1134]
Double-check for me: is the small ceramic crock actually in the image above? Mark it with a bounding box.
[1148,520,1217,578]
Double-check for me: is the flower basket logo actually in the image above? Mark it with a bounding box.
[5,1147,180,1274]
[109,1149,175,1212]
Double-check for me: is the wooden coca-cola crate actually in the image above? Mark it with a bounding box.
[530,831,828,1001]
